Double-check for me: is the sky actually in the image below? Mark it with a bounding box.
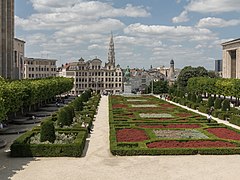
[15,0,240,70]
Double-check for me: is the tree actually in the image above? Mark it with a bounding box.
[177,66,208,88]
[148,80,169,94]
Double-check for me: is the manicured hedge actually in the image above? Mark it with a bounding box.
[11,129,87,157]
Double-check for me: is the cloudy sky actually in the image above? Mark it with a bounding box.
[15,0,240,70]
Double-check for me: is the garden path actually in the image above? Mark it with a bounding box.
[9,95,240,180]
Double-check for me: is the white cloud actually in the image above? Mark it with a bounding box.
[197,17,240,28]
[186,0,240,13]
[124,23,216,42]
[172,11,189,23]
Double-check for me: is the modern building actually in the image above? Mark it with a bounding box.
[60,34,123,95]
[14,38,25,79]
[222,38,240,78]
[23,58,57,79]
[0,0,15,79]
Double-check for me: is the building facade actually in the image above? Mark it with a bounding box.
[0,0,15,79]
[23,58,57,79]
[222,38,240,78]
[14,38,25,79]
[60,34,123,95]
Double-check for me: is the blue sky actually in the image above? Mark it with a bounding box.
[15,0,240,70]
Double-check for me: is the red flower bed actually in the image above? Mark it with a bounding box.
[161,104,176,109]
[117,129,148,142]
[139,124,201,129]
[147,140,236,148]
[207,128,240,141]
[176,113,193,117]
[112,104,128,109]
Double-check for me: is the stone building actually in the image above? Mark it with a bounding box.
[222,38,240,78]
[14,38,25,79]
[23,58,57,79]
[0,0,15,79]
[60,34,123,95]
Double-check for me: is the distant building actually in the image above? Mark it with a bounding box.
[0,0,15,79]
[14,38,25,79]
[60,34,123,95]
[23,58,57,79]
[222,38,240,78]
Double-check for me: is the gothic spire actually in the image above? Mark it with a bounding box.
[108,32,115,66]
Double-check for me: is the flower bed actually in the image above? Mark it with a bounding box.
[139,113,173,118]
[147,140,236,148]
[175,113,193,117]
[153,129,209,139]
[207,128,240,141]
[112,104,128,109]
[116,129,148,142]
[127,99,147,102]
[132,104,158,107]
[139,124,201,129]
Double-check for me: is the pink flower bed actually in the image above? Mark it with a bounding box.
[116,129,148,142]
[207,128,240,141]
[147,140,236,148]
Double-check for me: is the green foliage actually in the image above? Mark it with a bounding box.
[148,80,169,94]
[10,130,87,157]
[73,97,84,111]
[191,93,197,103]
[222,99,230,111]
[57,108,71,127]
[40,120,56,143]
[207,96,214,108]
[196,95,203,103]
[214,98,222,109]
[177,66,208,88]
[230,115,240,126]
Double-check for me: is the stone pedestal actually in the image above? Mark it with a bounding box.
[123,82,132,94]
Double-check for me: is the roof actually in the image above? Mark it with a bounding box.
[221,38,240,46]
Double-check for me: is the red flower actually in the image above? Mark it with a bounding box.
[117,129,148,142]
[207,128,240,141]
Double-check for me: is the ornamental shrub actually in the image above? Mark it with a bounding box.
[196,95,202,103]
[214,98,222,109]
[40,120,56,143]
[187,93,192,101]
[191,93,197,103]
[207,96,214,108]
[57,108,70,127]
[73,97,84,111]
[222,99,230,111]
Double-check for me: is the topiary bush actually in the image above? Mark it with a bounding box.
[40,120,56,143]
[196,95,202,103]
[222,99,230,111]
[214,98,222,109]
[207,96,214,108]
[57,108,71,127]
[191,93,197,103]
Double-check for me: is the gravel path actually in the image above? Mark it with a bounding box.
[5,96,240,180]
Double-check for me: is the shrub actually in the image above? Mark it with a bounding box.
[198,105,209,114]
[40,120,56,143]
[218,112,230,120]
[73,97,84,111]
[208,96,214,108]
[196,95,202,103]
[222,99,230,111]
[230,115,240,126]
[57,108,71,127]
[191,93,197,103]
[187,93,192,101]
[214,98,222,109]
[191,103,199,110]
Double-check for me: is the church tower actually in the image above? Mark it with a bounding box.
[169,59,175,80]
[108,32,115,67]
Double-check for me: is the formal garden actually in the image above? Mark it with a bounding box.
[10,89,101,157]
[109,95,240,155]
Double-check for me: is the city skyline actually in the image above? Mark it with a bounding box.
[15,0,240,70]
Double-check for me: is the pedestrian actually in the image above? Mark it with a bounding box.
[207,106,214,123]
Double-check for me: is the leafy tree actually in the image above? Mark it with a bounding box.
[148,80,169,94]
[208,96,215,108]
[177,66,208,88]
[222,99,230,111]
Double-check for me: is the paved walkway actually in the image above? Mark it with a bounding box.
[3,96,240,180]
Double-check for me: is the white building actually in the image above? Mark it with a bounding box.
[60,34,123,95]
[14,38,25,79]
[23,58,57,79]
